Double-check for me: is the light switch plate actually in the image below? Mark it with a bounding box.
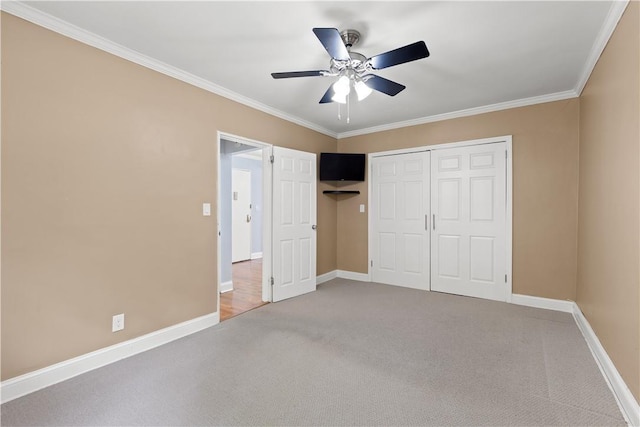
[360,204,365,213]
[202,203,211,216]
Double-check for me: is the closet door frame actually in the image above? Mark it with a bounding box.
[367,135,513,301]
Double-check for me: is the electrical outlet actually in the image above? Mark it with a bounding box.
[112,313,125,332]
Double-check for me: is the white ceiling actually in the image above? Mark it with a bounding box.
[8,1,625,138]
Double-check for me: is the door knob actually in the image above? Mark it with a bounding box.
[312,225,317,230]
[246,214,251,223]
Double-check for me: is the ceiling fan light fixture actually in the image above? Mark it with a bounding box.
[355,79,372,101]
[331,92,348,104]
[333,75,350,94]
[331,75,350,103]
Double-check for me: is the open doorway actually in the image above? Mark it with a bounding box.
[217,133,272,321]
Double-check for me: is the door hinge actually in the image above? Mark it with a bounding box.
[505,274,507,283]
[270,155,274,164]
[270,277,274,286]
[370,260,373,267]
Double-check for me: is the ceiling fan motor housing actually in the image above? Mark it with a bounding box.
[340,29,361,49]
[330,30,368,75]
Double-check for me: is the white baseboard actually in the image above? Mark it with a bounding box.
[220,280,233,293]
[251,252,263,260]
[316,269,370,283]
[512,293,639,425]
[572,305,640,427]
[337,270,370,282]
[510,293,575,313]
[0,312,219,404]
[316,270,337,285]
[4,287,637,426]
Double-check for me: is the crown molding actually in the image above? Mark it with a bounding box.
[574,0,629,96]
[337,90,578,139]
[0,1,338,139]
[1,1,624,142]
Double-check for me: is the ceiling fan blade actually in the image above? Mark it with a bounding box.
[313,28,350,61]
[319,85,335,103]
[363,75,406,96]
[271,71,327,79]
[369,41,430,70]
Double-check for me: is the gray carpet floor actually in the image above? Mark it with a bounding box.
[1,279,627,426]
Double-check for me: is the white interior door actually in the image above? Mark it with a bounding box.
[371,152,430,290]
[431,142,507,301]
[232,168,252,263]
[272,147,317,302]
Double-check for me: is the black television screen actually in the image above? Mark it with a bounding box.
[319,153,366,181]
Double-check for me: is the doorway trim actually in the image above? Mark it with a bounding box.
[217,131,273,315]
[367,135,513,301]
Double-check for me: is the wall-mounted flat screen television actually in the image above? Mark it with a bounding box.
[319,153,366,182]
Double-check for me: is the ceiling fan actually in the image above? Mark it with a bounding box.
[271,28,430,104]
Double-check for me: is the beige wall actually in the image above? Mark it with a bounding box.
[338,99,580,300]
[1,13,337,380]
[577,2,639,402]
[2,3,638,402]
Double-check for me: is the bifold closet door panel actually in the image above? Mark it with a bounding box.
[430,142,508,301]
[371,151,430,290]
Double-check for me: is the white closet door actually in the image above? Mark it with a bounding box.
[272,147,317,302]
[371,151,430,290]
[431,142,507,301]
